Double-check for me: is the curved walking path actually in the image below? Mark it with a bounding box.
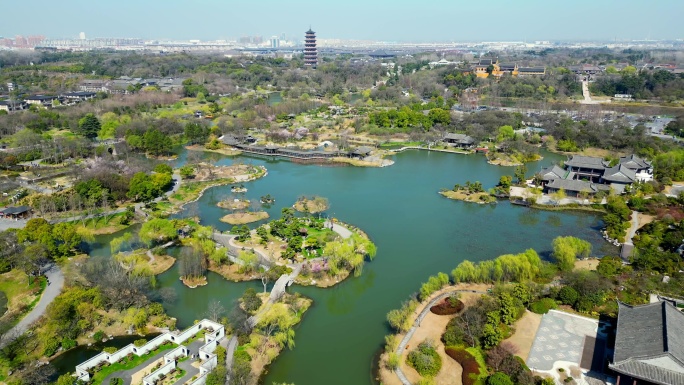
[1,265,64,347]
[212,232,272,268]
[222,335,238,382]
[393,289,487,385]
[51,173,181,225]
[324,220,352,239]
[620,210,639,261]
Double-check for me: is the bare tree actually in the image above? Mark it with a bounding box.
[259,267,270,293]
[179,246,207,279]
[81,257,150,310]
[205,299,226,322]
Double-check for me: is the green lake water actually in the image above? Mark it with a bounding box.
[55,149,617,384]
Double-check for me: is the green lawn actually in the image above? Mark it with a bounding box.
[379,141,423,149]
[0,269,45,322]
[90,343,175,385]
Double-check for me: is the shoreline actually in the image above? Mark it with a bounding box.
[170,166,268,213]
[185,144,242,156]
[439,190,495,204]
[378,284,492,385]
[211,220,374,289]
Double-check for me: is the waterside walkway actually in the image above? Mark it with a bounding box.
[620,210,639,261]
[393,289,487,385]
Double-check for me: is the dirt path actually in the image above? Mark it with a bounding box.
[393,288,488,385]
[504,310,543,361]
[398,312,461,385]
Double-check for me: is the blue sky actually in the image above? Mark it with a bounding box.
[3,0,683,42]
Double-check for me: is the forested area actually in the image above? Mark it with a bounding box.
[591,70,684,101]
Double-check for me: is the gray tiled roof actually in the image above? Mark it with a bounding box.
[0,206,30,215]
[539,165,569,181]
[353,146,373,155]
[602,164,636,184]
[610,301,684,385]
[444,133,475,144]
[518,67,546,73]
[564,155,608,170]
[619,154,651,170]
[545,179,609,193]
[610,359,684,385]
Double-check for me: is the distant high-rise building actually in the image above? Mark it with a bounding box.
[79,32,86,40]
[270,36,280,48]
[26,35,45,47]
[304,28,317,68]
[239,35,263,45]
[14,35,27,47]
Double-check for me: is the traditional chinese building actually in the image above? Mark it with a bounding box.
[304,28,317,68]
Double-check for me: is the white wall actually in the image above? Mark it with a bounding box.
[75,352,108,381]
[107,344,135,363]
[164,346,188,363]
[74,319,225,382]
[142,361,176,385]
[134,333,173,356]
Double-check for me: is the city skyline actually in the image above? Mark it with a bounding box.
[2,0,683,43]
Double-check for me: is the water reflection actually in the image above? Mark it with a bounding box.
[518,209,541,226]
[324,269,376,315]
[545,214,562,227]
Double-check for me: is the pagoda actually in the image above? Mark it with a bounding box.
[304,28,317,68]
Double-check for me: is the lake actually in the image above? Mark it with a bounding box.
[58,148,616,384]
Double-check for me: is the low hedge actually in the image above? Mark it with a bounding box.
[445,347,482,385]
[530,298,557,314]
[407,342,442,377]
[430,298,465,315]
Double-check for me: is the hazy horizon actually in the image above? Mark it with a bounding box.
[3,0,683,42]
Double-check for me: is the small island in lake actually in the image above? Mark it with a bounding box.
[440,181,496,204]
[220,211,270,224]
[210,207,376,288]
[217,198,251,210]
[293,195,330,213]
[260,194,276,204]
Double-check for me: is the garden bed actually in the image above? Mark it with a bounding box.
[430,298,465,315]
[444,347,486,385]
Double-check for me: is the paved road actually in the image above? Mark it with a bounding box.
[0,218,28,231]
[1,265,64,347]
[212,231,272,268]
[222,335,238,383]
[393,289,487,385]
[324,220,352,239]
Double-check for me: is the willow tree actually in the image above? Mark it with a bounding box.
[552,236,591,271]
